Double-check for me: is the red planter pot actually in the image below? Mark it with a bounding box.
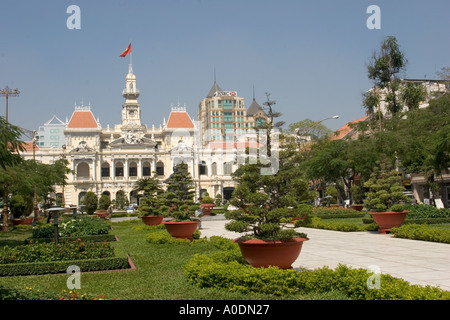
[96,211,108,219]
[350,204,364,211]
[163,221,199,241]
[141,215,164,225]
[200,203,215,215]
[233,237,308,269]
[369,211,409,234]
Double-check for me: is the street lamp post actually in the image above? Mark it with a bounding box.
[0,86,20,232]
[0,86,20,123]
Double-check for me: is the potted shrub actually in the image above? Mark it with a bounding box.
[350,185,365,211]
[134,174,165,225]
[364,158,409,234]
[161,163,200,240]
[200,195,215,216]
[225,145,315,269]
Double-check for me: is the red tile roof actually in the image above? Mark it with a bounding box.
[67,111,98,129]
[166,111,194,129]
[332,116,368,140]
[22,141,39,152]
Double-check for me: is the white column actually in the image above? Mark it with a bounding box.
[125,159,129,180]
[111,159,115,180]
[92,158,96,181]
[71,159,75,180]
[138,158,142,179]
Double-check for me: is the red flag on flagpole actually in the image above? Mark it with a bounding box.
[120,43,131,57]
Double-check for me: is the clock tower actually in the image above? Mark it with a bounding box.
[121,63,142,128]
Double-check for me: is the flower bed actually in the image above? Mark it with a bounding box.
[32,216,111,239]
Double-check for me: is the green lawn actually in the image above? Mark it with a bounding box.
[0,220,347,300]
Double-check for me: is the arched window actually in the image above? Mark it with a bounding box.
[211,162,217,175]
[142,161,151,177]
[101,162,110,178]
[156,161,164,176]
[115,162,124,177]
[199,161,207,176]
[129,161,137,177]
[223,162,232,175]
[77,162,90,180]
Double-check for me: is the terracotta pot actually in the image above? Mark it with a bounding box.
[200,203,215,215]
[369,211,409,234]
[96,211,108,219]
[141,215,164,225]
[163,221,199,241]
[11,219,23,226]
[233,237,308,269]
[350,204,364,211]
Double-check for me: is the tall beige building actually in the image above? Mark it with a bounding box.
[197,81,268,146]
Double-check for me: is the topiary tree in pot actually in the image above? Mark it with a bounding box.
[350,185,365,211]
[224,144,315,269]
[200,195,215,215]
[161,162,200,240]
[134,173,165,225]
[364,157,409,233]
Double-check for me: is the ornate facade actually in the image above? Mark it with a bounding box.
[21,64,259,206]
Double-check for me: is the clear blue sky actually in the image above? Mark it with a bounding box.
[1,0,449,134]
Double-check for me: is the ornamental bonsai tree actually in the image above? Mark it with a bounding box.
[162,162,199,221]
[363,157,408,212]
[134,173,164,217]
[225,144,315,240]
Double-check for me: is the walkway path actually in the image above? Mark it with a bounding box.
[198,216,450,291]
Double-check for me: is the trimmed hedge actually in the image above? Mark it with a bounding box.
[184,237,450,300]
[295,216,379,232]
[0,257,130,277]
[391,224,450,244]
[25,234,117,244]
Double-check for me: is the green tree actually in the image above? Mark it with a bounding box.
[134,173,164,216]
[82,191,98,215]
[114,190,128,210]
[98,194,111,211]
[393,93,450,197]
[0,116,25,231]
[366,36,407,115]
[162,162,198,221]
[225,142,314,239]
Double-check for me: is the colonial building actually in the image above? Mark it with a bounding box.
[21,64,261,206]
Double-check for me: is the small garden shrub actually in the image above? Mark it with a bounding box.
[296,216,378,232]
[32,216,110,239]
[403,204,450,219]
[184,237,450,299]
[145,229,203,245]
[391,224,450,244]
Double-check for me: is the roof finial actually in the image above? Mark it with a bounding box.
[214,67,216,83]
[253,85,255,101]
